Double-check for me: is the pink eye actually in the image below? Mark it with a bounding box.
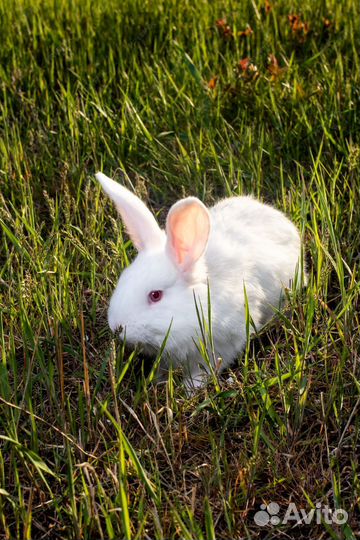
[148,290,163,303]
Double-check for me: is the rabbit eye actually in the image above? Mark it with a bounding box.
[148,290,163,303]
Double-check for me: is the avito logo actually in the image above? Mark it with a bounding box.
[254,501,348,527]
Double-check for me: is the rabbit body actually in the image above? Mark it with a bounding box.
[185,197,301,384]
[97,173,303,388]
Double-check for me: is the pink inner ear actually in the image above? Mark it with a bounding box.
[167,201,210,270]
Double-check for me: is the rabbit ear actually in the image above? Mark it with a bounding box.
[166,197,210,272]
[96,172,164,251]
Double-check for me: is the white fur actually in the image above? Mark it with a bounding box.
[96,172,305,388]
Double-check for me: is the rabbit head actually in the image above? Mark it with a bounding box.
[96,173,211,361]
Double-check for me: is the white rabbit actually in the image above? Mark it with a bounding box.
[96,172,305,389]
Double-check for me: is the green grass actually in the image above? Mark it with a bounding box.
[1,0,360,538]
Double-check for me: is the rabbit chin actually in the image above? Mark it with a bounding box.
[109,303,209,368]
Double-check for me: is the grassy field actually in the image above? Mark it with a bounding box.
[1,0,360,538]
